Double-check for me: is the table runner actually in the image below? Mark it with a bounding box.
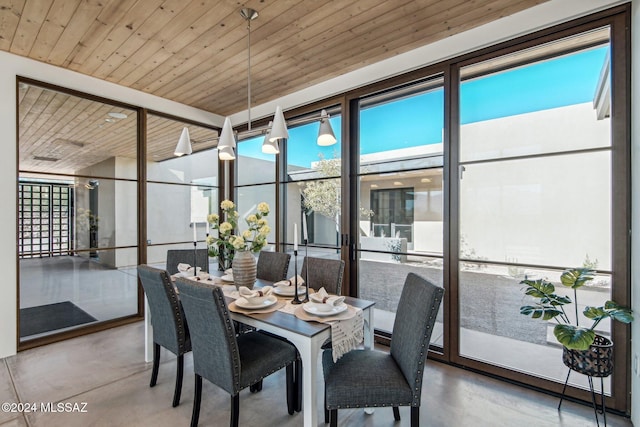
[291,304,364,362]
[220,281,364,361]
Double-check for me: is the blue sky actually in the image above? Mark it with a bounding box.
[239,46,608,168]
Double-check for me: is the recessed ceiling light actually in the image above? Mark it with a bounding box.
[108,112,128,119]
[393,181,403,186]
[33,156,59,162]
[421,178,432,183]
[105,118,115,123]
[370,184,378,188]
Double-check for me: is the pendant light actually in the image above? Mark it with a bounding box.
[262,121,279,154]
[317,109,337,146]
[174,127,192,156]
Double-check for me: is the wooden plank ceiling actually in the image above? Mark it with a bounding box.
[4,0,549,173]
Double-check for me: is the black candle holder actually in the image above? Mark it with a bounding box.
[291,249,302,304]
[301,239,309,303]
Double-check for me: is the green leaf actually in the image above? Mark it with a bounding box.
[554,324,596,350]
[520,279,570,306]
[560,268,595,289]
[603,300,634,323]
[520,305,562,321]
[582,301,634,324]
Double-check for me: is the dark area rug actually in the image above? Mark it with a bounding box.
[20,301,97,338]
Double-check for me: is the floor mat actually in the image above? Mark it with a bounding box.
[20,301,97,338]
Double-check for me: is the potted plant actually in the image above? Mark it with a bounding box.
[519,267,633,350]
[519,267,633,378]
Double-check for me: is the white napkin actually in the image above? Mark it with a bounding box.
[238,286,273,299]
[177,263,191,272]
[310,287,345,306]
[224,268,233,275]
[274,275,305,287]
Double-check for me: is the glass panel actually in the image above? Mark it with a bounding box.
[147,114,219,184]
[147,242,217,273]
[458,263,611,393]
[359,82,444,174]
[459,142,611,270]
[286,181,341,247]
[358,254,443,347]
[460,41,610,163]
[19,247,138,342]
[287,247,342,279]
[286,116,342,180]
[147,182,216,246]
[236,184,276,247]
[237,135,276,185]
[18,81,141,344]
[458,32,613,393]
[74,178,138,250]
[357,79,445,350]
[19,83,138,179]
[146,114,219,252]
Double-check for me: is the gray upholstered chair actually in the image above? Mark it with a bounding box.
[175,278,297,427]
[166,249,209,275]
[301,257,345,295]
[322,272,444,427]
[256,251,291,282]
[137,265,191,407]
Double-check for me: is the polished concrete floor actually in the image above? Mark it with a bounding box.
[0,322,633,427]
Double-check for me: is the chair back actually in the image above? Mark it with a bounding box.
[390,273,444,406]
[301,257,345,295]
[137,265,189,355]
[256,251,291,282]
[175,278,240,395]
[166,249,209,275]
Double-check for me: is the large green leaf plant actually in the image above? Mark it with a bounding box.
[519,268,633,350]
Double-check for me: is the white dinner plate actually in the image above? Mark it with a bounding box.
[235,295,277,309]
[273,286,306,296]
[220,274,234,282]
[302,302,348,317]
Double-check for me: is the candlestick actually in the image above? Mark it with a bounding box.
[301,237,309,303]
[293,223,298,251]
[302,213,308,241]
[192,222,197,242]
[205,220,209,236]
[291,249,302,304]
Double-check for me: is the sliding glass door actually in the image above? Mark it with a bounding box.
[18,80,139,345]
[355,78,445,348]
[457,28,616,392]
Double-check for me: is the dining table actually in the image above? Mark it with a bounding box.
[144,270,375,427]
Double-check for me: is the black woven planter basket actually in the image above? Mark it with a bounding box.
[562,334,613,378]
